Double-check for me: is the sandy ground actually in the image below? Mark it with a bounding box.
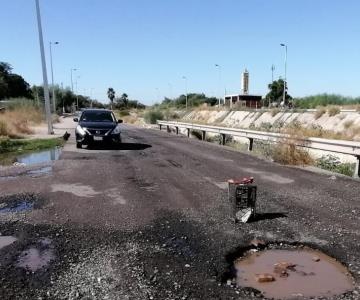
[28,116,76,140]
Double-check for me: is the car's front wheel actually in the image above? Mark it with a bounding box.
[76,142,82,149]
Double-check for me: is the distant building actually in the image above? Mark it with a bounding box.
[224,94,262,108]
[224,69,262,108]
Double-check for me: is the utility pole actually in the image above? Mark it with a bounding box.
[182,76,188,109]
[35,0,53,134]
[215,64,222,107]
[280,43,287,105]
[271,64,275,82]
[49,41,59,113]
[70,68,77,93]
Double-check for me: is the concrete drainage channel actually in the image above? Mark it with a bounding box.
[223,242,355,299]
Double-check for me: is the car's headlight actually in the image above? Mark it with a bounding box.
[112,126,121,134]
[76,125,86,136]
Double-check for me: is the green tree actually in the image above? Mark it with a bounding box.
[107,88,115,109]
[0,62,32,99]
[264,79,292,107]
[120,93,128,107]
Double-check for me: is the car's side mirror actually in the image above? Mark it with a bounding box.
[118,119,123,123]
[73,118,79,122]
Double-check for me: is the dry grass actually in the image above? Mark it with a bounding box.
[327,106,340,116]
[314,107,326,119]
[344,120,354,129]
[0,106,43,138]
[273,126,314,165]
[270,108,281,117]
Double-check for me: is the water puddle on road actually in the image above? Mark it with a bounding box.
[16,147,61,165]
[0,236,17,249]
[235,249,354,299]
[0,193,44,214]
[0,200,33,213]
[17,238,55,272]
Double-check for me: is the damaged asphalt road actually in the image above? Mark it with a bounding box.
[0,125,359,299]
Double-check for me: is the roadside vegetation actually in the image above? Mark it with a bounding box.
[293,94,360,109]
[0,99,43,138]
[316,155,355,177]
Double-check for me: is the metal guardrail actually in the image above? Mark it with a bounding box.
[157,120,360,178]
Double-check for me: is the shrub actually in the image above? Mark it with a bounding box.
[316,155,355,176]
[270,108,281,117]
[144,110,164,124]
[344,120,354,129]
[327,106,340,117]
[314,107,326,119]
[259,122,272,132]
[272,143,313,165]
[118,110,130,117]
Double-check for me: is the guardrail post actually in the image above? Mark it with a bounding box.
[159,124,162,131]
[354,156,360,178]
[176,127,179,135]
[187,128,190,137]
[221,134,226,145]
[167,125,170,132]
[248,138,254,151]
[202,131,206,141]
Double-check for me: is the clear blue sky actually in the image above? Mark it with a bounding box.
[1,0,360,104]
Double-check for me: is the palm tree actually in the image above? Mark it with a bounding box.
[107,87,115,110]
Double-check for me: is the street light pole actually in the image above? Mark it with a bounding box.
[49,41,59,113]
[182,76,188,109]
[280,43,287,105]
[215,64,222,107]
[35,0,53,134]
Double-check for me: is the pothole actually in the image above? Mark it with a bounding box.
[0,193,45,213]
[16,238,55,272]
[234,246,354,299]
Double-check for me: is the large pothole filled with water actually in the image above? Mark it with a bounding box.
[234,246,354,299]
[0,193,45,213]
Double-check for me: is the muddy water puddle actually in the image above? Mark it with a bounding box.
[235,249,354,299]
[0,236,17,249]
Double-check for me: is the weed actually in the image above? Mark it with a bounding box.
[270,108,281,117]
[314,107,326,119]
[117,110,130,117]
[316,155,355,176]
[344,120,354,129]
[144,110,164,124]
[0,138,63,154]
[327,106,340,116]
[259,122,273,132]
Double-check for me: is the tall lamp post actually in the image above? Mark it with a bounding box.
[215,64,222,107]
[35,0,53,134]
[280,43,287,105]
[75,75,80,109]
[49,41,59,113]
[182,76,188,109]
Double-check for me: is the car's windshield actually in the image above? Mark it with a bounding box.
[80,111,115,122]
